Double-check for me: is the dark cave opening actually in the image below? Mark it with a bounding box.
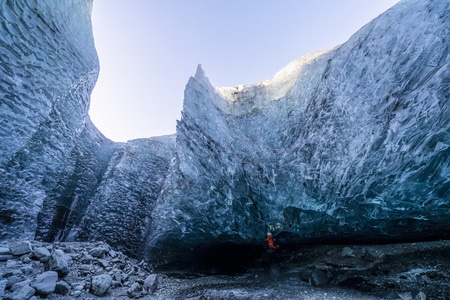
[170,229,450,277]
[193,242,265,275]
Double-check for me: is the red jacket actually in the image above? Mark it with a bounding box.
[266,235,278,250]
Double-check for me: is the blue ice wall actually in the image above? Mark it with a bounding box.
[145,0,450,263]
[0,0,100,239]
[0,1,175,257]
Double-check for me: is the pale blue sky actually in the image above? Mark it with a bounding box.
[89,0,400,142]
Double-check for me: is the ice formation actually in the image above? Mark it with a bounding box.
[144,0,450,263]
[0,1,176,256]
[0,0,449,265]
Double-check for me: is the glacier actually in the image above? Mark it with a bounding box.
[144,0,450,263]
[0,0,175,257]
[0,0,449,266]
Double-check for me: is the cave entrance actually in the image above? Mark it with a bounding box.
[193,242,264,275]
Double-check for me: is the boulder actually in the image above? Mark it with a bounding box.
[90,274,112,296]
[45,249,70,277]
[9,241,32,256]
[89,246,107,258]
[4,284,35,300]
[10,279,31,292]
[143,274,158,294]
[6,275,22,289]
[55,280,71,295]
[127,282,142,298]
[341,247,354,258]
[33,247,51,262]
[31,271,58,295]
[0,254,13,261]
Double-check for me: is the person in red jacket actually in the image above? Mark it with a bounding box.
[265,232,279,268]
[266,232,279,251]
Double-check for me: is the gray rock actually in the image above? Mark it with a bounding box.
[111,271,122,283]
[79,264,91,272]
[55,280,71,295]
[109,249,117,258]
[6,260,18,268]
[89,247,107,258]
[0,247,10,254]
[127,282,142,298]
[398,292,413,300]
[10,241,32,256]
[80,254,93,264]
[10,279,31,292]
[31,271,58,295]
[0,279,7,297]
[415,291,427,300]
[20,265,33,275]
[70,290,82,297]
[98,259,109,268]
[90,274,112,296]
[362,248,380,262]
[4,284,35,300]
[6,275,22,289]
[341,247,354,257]
[143,273,158,293]
[0,254,14,261]
[33,247,51,262]
[45,250,70,277]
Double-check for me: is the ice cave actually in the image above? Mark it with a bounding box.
[0,0,449,273]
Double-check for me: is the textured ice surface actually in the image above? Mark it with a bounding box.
[0,0,99,240]
[145,0,450,263]
[0,1,176,257]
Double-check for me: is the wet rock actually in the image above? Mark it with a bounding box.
[10,241,32,256]
[31,271,57,295]
[0,247,10,254]
[90,274,112,296]
[45,250,70,277]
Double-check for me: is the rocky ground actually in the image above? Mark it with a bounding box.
[0,239,449,299]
